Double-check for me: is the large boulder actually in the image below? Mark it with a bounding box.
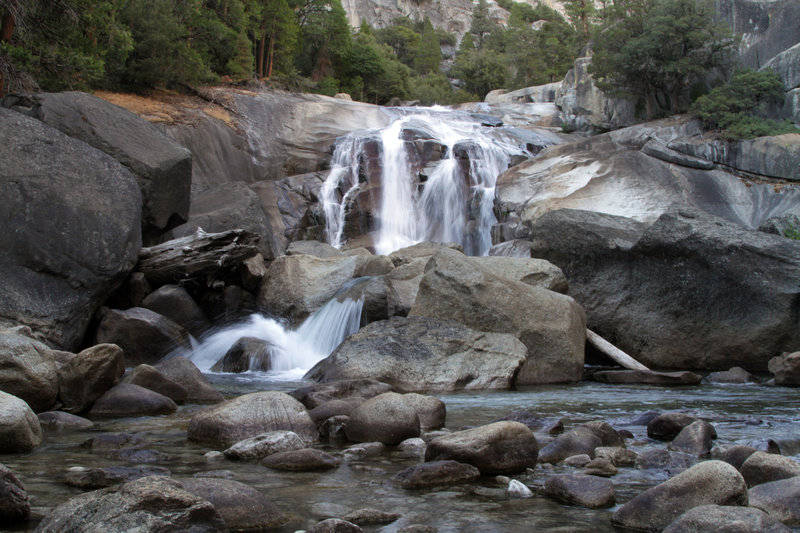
[345,392,421,445]
[0,108,141,350]
[740,451,800,488]
[4,91,191,238]
[187,391,317,447]
[749,476,800,525]
[496,118,800,229]
[153,357,223,403]
[0,328,59,412]
[530,208,800,370]
[87,383,178,418]
[305,316,527,391]
[611,460,749,532]
[768,352,800,386]
[258,254,370,324]
[123,364,188,403]
[0,463,30,523]
[0,390,42,453]
[33,475,226,533]
[424,421,539,475]
[94,308,192,367]
[544,474,616,509]
[58,344,125,414]
[717,0,800,70]
[762,43,800,92]
[409,249,586,384]
[663,504,790,533]
[537,427,602,464]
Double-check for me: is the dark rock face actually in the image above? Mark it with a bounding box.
[424,421,539,475]
[87,383,178,418]
[305,316,527,391]
[153,356,223,403]
[95,308,192,367]
[0,108,141,351]
[531,208,800,371]
[611,460,749,532]
[768,352,800,386]
[211,336,274,373]
[749,476,800,525]
[393,460,481,489]
[123,364,188,403]
[140,285,210,339]
[717,0,800,70]
[647,413,701,441]
[668,420,716,457]
[4,91,191,238]
[33,475,226,533]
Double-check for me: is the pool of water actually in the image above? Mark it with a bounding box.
[3,377,799,532]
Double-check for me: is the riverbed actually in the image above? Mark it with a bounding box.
[3,376,799,532]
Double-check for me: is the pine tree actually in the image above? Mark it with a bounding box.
[414,17,441,75]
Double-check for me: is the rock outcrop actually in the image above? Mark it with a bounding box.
[0,108,141,350]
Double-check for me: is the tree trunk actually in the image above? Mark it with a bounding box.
[266,34,274,79]
[0,0,17,43]
[256,29,266,78]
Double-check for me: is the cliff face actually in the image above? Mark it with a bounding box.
[716,0,800,69]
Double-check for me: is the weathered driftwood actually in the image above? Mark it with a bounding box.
[586,329,650,371]
[138,228,259,284]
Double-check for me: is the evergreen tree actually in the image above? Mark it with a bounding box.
[414,17,441,75]
[254,0,299,79]
[562,0,595,43]
[469,0,493,50]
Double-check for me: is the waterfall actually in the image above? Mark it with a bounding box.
[321,108,526,256]
[188,290,365,379]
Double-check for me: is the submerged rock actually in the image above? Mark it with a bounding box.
[663,504,790,532]
[179,477,288,530]
[544,474,615,508]
[87,383,177,418]
[393,460,481,489]
[0,463,30,522]
[64,466,171,489]
[38,411,94,432]
[261,448,339,471]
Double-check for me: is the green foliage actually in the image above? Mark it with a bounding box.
[451,48,506,100]
[693,69,798,140]
[469,0,494,50]
[562,0,596,42]
[590,0,735,119]
[414,18,441,75]
[785,223,800,241]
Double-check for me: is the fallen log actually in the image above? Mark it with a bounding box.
[586,329,650,371]
[138,228,260,284]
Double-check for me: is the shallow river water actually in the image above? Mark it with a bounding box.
[4,376,799,532]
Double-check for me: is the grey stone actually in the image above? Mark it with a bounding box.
[0,463,29,522]
[401,393,446,430]
[393,460,480,489]
[592,370,703,385]
[0,328,59,412]
[261,448,339,471]
[141,285,210,339]
[538,427,602,464]
[210,336,274,373]
[648,412,702,441]
[345,392,420,445]
[179,477,288,530]
[669,420,716,457]
[768,352,800,386]
[153,356,223,403]
[123,364,188,403]
[749,476,800,525]
[87,383,177,418]
[669,136,800,181]
[740,451,800,488]
[663,504,790,533]
[58,344,125,414]
[0,390,42,453]
[341,508,400,525]
[37,411,94,431]
[223,430,306,460]
[544,474,616,508]
[64,466,170,489]
[95,308,192,367]
[310,518,363,533]
[290,379,392,409]
[706,367,758,384]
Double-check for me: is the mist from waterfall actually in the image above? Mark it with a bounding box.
[188,292,364,380]
[321,108,525,256]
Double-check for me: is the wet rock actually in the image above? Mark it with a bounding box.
[635,450,698,476]
[319,415,349,441]
[749,476,800,525]
[64,466,170,489]
[123,364,188,403]
[240,253,267,292]
[141,285,210,339]
[580,421,624,447]
[409,249,586,384]
[95,308,192,367]
[544,474,616,508]
[401,393,446,430]
[669,420,716,457]
[740,451,800,488]
[0,390,42,453]
[713,445,757,470]
[261,448,339,471]
[398,437,426,454]
[647,412,701,441]
[87,383,177,418]
[611,460,748,532]
[507,479,533,498]
[58,343,125,413]
[38,411,94,432]
[107,448,172,464]
[398,526,437,533]
[592,370,703,385]
[705,367,758,384]
[153,356,223,403]
[494,411,564,434]
[388,242,463,267]
[286,240,346,258]
[746,439,782,454]
[309,399,361,423]
[595,447,638,467]
[468,256,569,294]
[564,454,591,467]
[81,432,144,452]
[34,475,225,533]
[424,421,538,475]
[305,316,527,392]
[663,504,790,533]
[179,477,288,530]
[341,508,400,525]
[538,427,602,464]
[188,391,317,447]
[582,458,618,477]
[393,460,481,489]
[0,463,30,522]
[0,328,59,412]
[310,518,363,533]
[210,336,274,373]
[0,108,141,351]
[290,379,393,409]
[768,352,800,386]
[345,392,420,445]
[223,430,306,460]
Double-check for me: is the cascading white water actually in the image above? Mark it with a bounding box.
[188,292,364,380]
[321,136,367,249]
[321,109,526,256]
